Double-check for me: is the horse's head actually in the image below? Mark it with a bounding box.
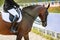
[22,4,50,27]
[38,4,50,27]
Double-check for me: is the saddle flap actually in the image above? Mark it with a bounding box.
[1,10,22,23]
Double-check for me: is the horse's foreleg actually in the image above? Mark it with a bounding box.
[24,34,29,40]
[16,34,22,40]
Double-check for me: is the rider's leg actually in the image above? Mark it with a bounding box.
[10,15,19,33]
[7,8,21,33]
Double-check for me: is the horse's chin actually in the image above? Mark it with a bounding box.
[42,24,47,27]
[42,22,47,27]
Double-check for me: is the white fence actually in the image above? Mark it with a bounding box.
[19,1,60,7]
[33,26,60,39]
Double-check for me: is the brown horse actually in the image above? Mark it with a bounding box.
[0,4,50,40]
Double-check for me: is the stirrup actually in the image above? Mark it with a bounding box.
[10,28,18,33]
[10,22,19,33]
[10,26,18,33]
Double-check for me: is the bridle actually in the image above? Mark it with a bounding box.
[41,9,48,22]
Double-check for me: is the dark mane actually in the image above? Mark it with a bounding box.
[23,5,40,10]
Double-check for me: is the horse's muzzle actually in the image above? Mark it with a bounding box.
[42,22,47,27]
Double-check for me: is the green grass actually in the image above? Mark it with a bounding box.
[15,0,38,3]
[31,27,58,40]
[15,0,59,3]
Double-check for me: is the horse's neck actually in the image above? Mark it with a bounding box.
[24,7,39,18]
[22,5,42,20]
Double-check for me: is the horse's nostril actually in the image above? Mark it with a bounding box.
[43,24,46,27]
[42,22,47,27]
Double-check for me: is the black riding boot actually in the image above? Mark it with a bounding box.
[10,15,19,33]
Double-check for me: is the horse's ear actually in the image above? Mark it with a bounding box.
[47,3,50,9]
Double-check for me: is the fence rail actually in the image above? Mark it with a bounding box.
[32,26,60,39]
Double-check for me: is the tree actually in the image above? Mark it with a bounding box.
[0,0,4,6]
[14,0,38,3]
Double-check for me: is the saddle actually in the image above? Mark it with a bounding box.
[1,8,22,23]
[9,8,20,22]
